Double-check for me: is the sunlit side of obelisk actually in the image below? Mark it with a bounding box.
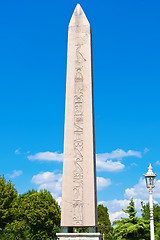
[61,4,97,229]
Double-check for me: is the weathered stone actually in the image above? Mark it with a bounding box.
[61,4,97,227]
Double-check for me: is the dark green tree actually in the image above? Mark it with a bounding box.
[0,175,18,230]
[3,189,61,239]
[141,202,160,240]
[121,198,137,224]
[97,204,113,239]
[141,202,160,223]
[1,220,32,240]
[113,198,150,240]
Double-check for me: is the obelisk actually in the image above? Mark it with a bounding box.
[61,3,97,230]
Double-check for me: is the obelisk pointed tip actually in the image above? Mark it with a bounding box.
[69,3,90,27]
[75,3,82,16]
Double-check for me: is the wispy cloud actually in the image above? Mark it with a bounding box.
[144,148,149,154]
[14,148,21,155]
[130,162,137,167]
[8,170,23,178]
[28,151,63,162]
[155,161,160,166]
[97,177,111,190]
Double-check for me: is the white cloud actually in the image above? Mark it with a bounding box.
[110,211,126,222]
[97,177,111,190]
[32,171,62,199]
[96,149,141,172]
[125,177,160,200]
[97,149,141,162]
[144,148,149,154]
[155,161,160,166]
[28,151,63,162]
[130,162,137,166]
[8,170,23,178]
[32,171,62,184]
[124,178,147,199]
[14,148,21,155]
[56,197,62,206]
[96,159,125,172]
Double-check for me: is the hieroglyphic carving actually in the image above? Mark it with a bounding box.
[73,38,86,225]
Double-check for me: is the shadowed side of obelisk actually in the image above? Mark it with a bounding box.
[61,3,97,229]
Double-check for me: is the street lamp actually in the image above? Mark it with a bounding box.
[144,164,157,240]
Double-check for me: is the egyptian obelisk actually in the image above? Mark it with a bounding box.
[61,3,97,231]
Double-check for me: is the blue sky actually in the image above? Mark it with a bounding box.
[0,0,160,221]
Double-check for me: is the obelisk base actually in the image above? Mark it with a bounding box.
[56,233,101,240]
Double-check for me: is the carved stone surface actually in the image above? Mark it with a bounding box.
[61,4,97,227]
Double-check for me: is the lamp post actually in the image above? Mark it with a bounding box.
[144,164,157,240]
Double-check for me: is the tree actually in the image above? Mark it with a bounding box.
[97,204,113,239]
[113,198,150,240]
[1,220,32,240]
[141,202,160,240]
[141,202,160,223]
[3,189,61,239]
[121,198,137,224]
[0,175,18,230]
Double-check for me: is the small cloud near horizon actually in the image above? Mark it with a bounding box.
[8,170,23,178]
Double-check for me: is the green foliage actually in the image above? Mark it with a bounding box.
[141,202,160,223]
[11,189,61,239]
[0,175,61,239]
[122,198,137,224]
[0,220,32,239]
[141,202,160,239]
[113,218,149,240]
[0,175,18,230]
[97,204,113,239]
[112,198,150,240]
[155,223,160,240]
